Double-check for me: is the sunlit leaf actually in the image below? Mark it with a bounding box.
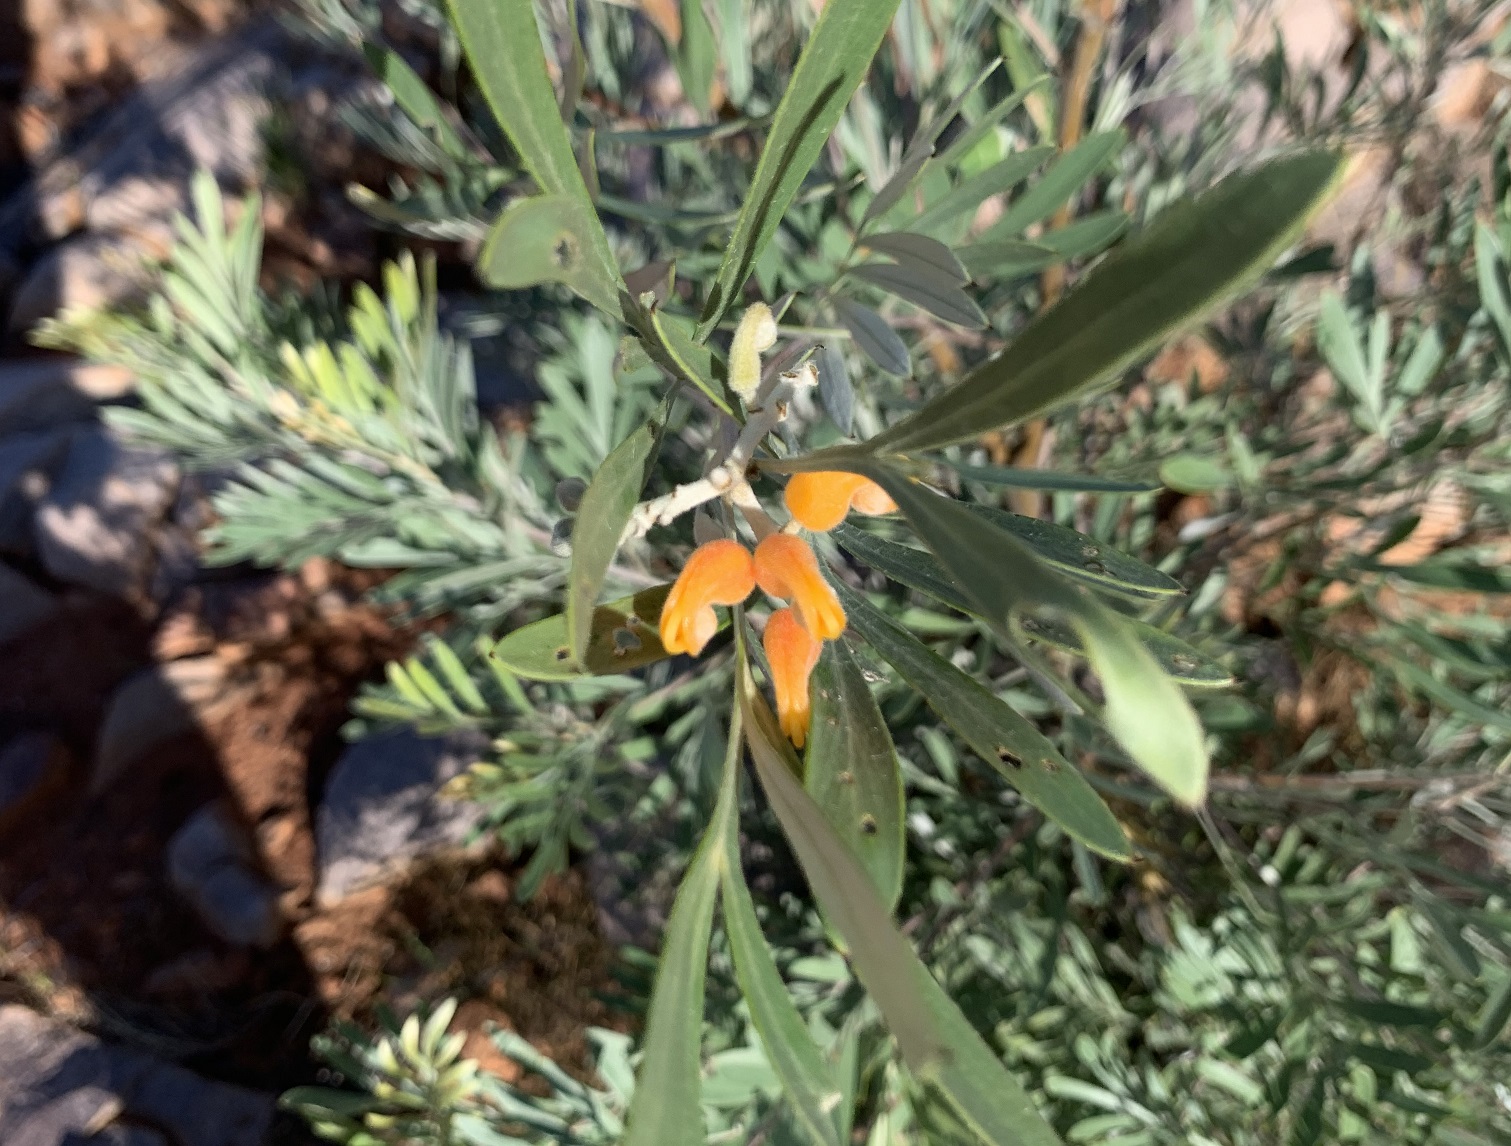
[698,0,904,338]
[478,194,622,316]
[568,418,661,666]
[491,585,683,680]
[980,130,1126,240]
[807,639,906,910]
[836,580,1131,859]
[856,151,1345,453]
[912,146,1054,233]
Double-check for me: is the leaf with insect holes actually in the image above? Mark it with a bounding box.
[491,585,696,681]
[859,466,1209,806]
[449,0,620,312]
[837,580,1131,859]
[567,418,661,666]
[807,639,906,910]
[739,669,1062,1145]
[857,151,1345,454]
[478,194,622,316]
[697,0,903,338]
[834,297,910,377]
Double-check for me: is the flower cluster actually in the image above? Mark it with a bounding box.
[659,470,896,746]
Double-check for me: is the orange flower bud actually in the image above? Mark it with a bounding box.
[659,539,755,656]
[764,608,822,747]
[783,471,898,532]
[753,533,845,641]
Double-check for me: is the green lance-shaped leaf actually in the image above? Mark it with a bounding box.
[861,466,1209,806]
[567,417,660,667]
[849,262,988,329]
[491,585,687,681]
[834,297,911,377]
[449,0,622,312]
[807,639,906,911]
[832,525,1223,687]
[623,302,734,416]
[966,503,1182,598]
[857,150,1344,454]
[835,580,1130,860]
[696,0,904,339]
[623,687,742,1146]
[911,145,1055,234]
[739,668,1063,1146]
[979,129,1126,241]
[721,834,844,1146]
[362,46,470,161]
[478,194,622,316]
[863,231,969,283]
[942,461,1158,494]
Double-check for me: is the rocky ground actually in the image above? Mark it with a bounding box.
[0,2,625,1142]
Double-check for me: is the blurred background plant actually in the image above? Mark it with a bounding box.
[27,0,1511,1142]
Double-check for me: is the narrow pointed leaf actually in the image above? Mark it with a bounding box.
[911,146,1055,233]
[861,60,1000,228]
[944,461,1158,493]
[807,640,906,910]
[863,151,1345,453]
[956,239,1058,279]
[836,581,1130,859]
[622,694,741,1146]
[862,468,1209,806]
[1018,612,1233,688]
[934,79,1047,170]
[449,0,620,310]
[1035,210,1129,256]
[491,585,683,680]
[981,130,1126,240]
[740,673,1062,1145]
[864,232,969,283]
[697,0,904,338]
[721,841,844,1146]
[834,297,910,377]
[568,418,660,665]
[479,194,621,315]
[966,504,1182,597]
[850,263,988,329]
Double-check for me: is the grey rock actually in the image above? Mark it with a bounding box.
[34,428,178,599]
[0,359,131,437]
[0,1004,272,1146]
[167,802,283,948]
[0,732,69,830]
[0,564,62,645]
[316,729,488,906]
[7,227,172,335]
[0,427,76,552]
[92,657,231,794]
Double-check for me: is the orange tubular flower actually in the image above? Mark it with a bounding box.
[764,608,822,747]
[659,539,756,656]
[753,533,845,641]
[783,471,897,532]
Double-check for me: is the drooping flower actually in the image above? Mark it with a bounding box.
[753,532,845,641]
[783,471,898,532]
[764,607,822,747]
[659,539,756,656]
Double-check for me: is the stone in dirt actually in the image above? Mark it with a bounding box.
[0,1004,272,1146]
[167,801,283,948]
[316,729,489,907]
[91,656,231,794]
[34,427,178,600]
[0,427,77,553]
[0,359,132,437]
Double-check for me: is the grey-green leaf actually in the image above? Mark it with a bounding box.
[834,297,910,377]
[478,194,622,316]
[740,673,1062,1146]
[697,0,904,338]
[850,262,988,329]
[911,146,1055,234]
[980,130,1126,240]
[956,239,1059,280]
[836,580,1131,859]
[568,419,659,666]
[622,692,742,1146]
[966,503,1183,598]
[864,150,1345,453]
[807,640,906,910]
[861,467,1209,806]
[864,232,969,283]
[448,0,621,311]
[944,461,1158,493]
[721,840,844,1146]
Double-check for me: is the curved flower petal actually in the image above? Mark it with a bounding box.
[753,532,845,641]
[784,471,897,532]
[659,539,755,656]
[764,607,822,747]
